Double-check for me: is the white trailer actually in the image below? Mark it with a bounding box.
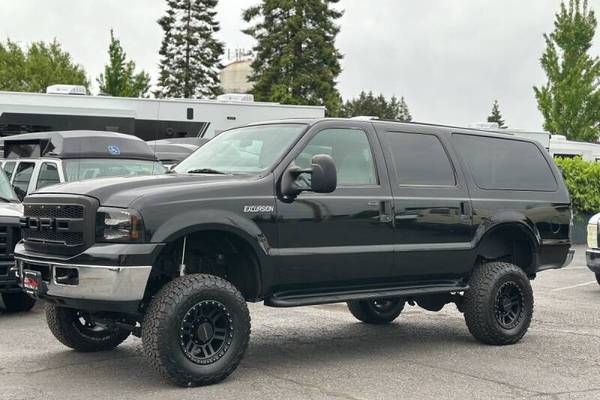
[0,88,325,141]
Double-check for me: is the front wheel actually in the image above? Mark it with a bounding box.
[142,274,251,387]
[595,272,600,286]
[463,262,533,345]
[46,304,130,352]
[2,291,36,313]
[347,298,405,324]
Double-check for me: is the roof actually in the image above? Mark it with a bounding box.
[243,118,540,142]
[2,130,159,161]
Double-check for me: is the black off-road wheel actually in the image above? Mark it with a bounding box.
[463,262,533,345]
[142,274,251,387]
[1,292,36,313]
[46,304,130,352]
[347,298,405,324]
[595,272,600,286]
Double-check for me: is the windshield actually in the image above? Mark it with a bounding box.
[174,124,306,174]
[0,169,18,202]
[63,159,166,182]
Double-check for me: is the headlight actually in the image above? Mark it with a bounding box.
[587,223,598,249]
[96,207,144,243]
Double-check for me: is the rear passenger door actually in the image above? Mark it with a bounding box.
[378,127,474,281]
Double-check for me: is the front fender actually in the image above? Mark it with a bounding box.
[149,208,271,257]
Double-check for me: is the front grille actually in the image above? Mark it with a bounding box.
[22,197,97,256]
[0,224,19,259]
[24,204,84,219]
[22,230,84,246]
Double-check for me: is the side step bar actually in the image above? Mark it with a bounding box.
[265,283,469,308]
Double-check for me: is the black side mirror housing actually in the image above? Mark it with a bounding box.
[280,154,337,201]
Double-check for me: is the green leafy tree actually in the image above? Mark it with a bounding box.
[0,39,88,93]
[534,0,600,142]
[487,100,506,128]
[97,30,151,98]
[339,91,413,121]
[156,0,224,98]
[243,0,343,115]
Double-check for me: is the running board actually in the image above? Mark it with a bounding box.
[265,283,469,308]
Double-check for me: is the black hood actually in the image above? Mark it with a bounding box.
[35,173,252,208]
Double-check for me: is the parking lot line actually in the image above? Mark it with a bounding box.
[551,281,597,292]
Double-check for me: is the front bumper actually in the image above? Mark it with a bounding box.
[15,257,152,302]
[586,248,600,273]
[0,261,20,293]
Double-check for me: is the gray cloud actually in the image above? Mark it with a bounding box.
[0,0,596,131]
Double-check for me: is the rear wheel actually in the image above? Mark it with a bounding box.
[46,304,130,352]
[142,274,251,387]
[1,292,36,313]
[347,298,405,324]
[596,272,600,286]
[463,262,533,345]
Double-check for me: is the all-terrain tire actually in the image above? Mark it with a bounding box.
[142,274,251,387]
[46,304,130,352]
[1,292,36,313]
[463,262,533,345]
[596,272,600,286]
[347,298,405,324]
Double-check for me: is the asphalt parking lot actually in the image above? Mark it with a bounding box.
[1,245,599,400]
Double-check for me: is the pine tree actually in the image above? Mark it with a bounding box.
[397,96,412,122]
[487,100,506,128]
[243,0,343,115]
[339,91,413,121]
[534,0,600,142]
[156,0,224,98]
[97,30,150,97]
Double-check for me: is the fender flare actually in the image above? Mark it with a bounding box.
[472,211,542,251]
[150,209,271,298]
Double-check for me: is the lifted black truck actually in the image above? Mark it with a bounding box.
[15,118,574,386]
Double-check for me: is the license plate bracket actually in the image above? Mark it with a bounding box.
[22,270,43,297]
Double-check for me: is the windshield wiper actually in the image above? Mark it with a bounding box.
[186,168,228,175]
[0,196,14,203]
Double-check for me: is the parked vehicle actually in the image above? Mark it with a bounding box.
[0,170,29,312]
[146,137,209,168]
[586,214,600,285]
[1,130,166,200]
[0,87,325,140]
[14,119,573,386]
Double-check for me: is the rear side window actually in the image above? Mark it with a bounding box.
[453,134,557,191]
[36,162,61,189]
[385,132,456,186]
[12,161,35,200]
[2,161,16,180]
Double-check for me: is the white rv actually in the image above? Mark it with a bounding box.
[0,87,325,141]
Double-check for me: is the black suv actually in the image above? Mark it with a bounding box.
[15,119,573,386]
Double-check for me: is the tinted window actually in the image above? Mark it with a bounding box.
[2,161,16,180]
[385,132,455,186]
[453,134,557,191]
[295,128,377,186]
[36,162,61,189]
[12,162,35,200]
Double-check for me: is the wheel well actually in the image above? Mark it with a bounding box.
[144,230,262,304]
[475,225,537,276]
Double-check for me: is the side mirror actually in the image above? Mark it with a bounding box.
[281,154,337,201]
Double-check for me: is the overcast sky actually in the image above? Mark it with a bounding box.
[2,0,599,130]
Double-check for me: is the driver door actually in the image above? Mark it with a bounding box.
[273,121,395,291]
